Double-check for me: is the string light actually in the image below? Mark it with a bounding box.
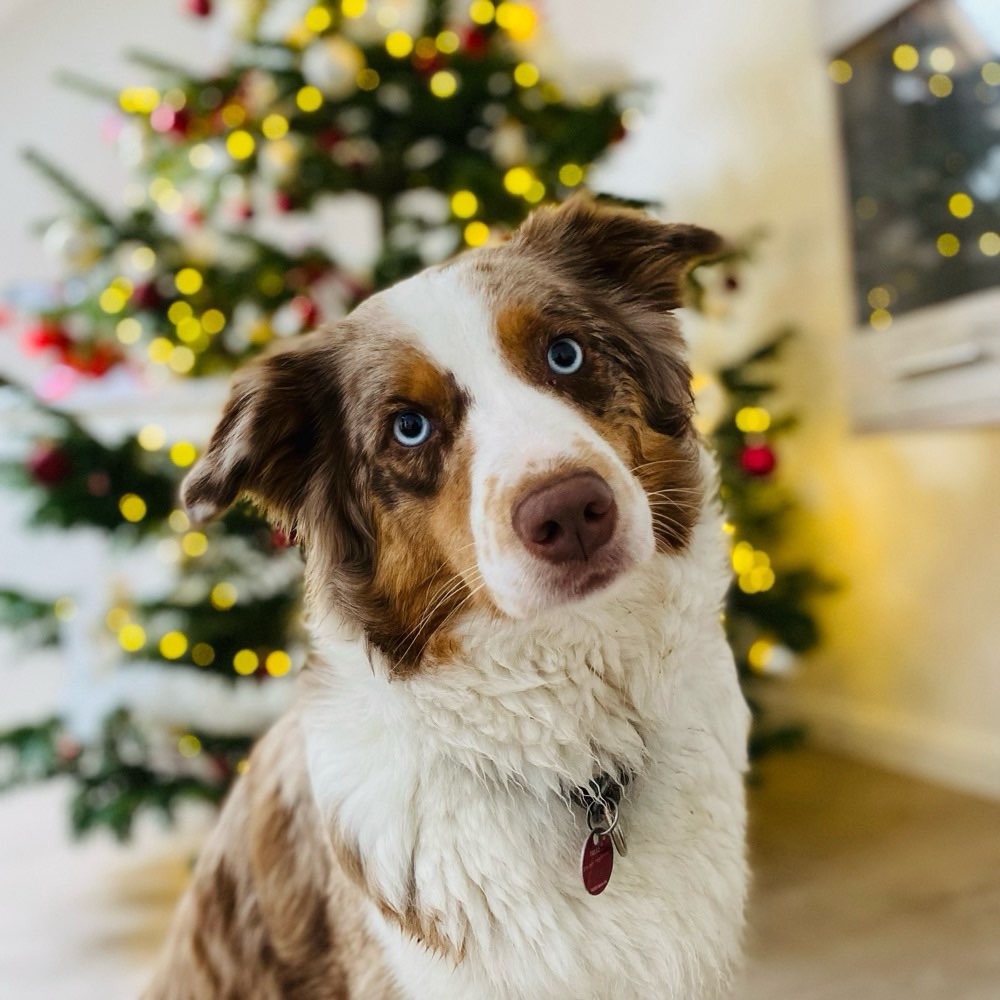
[188,143,215,170]
[828,59,852,84]
[119,494,147,522]
[226,130,256,160]
[168,509,189,532]
[469,1,495,25]
[936,233,960,257]
[892,44,918,71]
[304,5,332,32]
[747,638,775,673]
[169,345,196,374]
[296,86,324,112]
[928,46,955,73]
[869,309,892,331]
[116,317,142,344]
[735,406,771,433]
[170,441,198,467]
[435,30,460,53]
[524,180,546,203]
[211,582,238,610]
[131,246,156,271]
[495,2,537,41]
[450,190,479,218]
[201,309,226,334]
[503,166,533,196]
[513,62,540,88]
[341,0,366,17]
[236,758,250,774]
[261,114,289,139]
[265,650,292,676]
[192,642,215,666]
[356,68,380,91]
[177,734,202,758]
[182,531,209,557]
[99,286,129,314]
[948,192,973,218]
[233,649,259,675]
[385,31,414,57]
[464,221,490,246]
[221,103,246,128]
[928,74,953,97]
[106,607,130,631]
[138,424,166,451]
[118,623,146,652]
[159,631,188,659]
[867,286,891,309]
[119,87,159,114]
[983,62,1000,86]
[980,232,1000,257]
[176,316,201,342]
[559,163,584,187]
[869,308,892,331]
[429,71,458,98]
[168,301,193,323]
[175,268,204,296]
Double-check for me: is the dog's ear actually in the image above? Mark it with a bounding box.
[182,333,332,526]
[512,194,723,310]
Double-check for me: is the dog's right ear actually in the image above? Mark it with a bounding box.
[182,334,330,526]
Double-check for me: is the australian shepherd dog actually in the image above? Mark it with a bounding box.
[145,196,749,1000]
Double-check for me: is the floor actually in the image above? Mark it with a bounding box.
[1,748,998,999]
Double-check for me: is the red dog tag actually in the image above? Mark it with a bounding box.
[581,831,614,895]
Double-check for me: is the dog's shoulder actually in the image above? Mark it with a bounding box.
[143,713,399,1000]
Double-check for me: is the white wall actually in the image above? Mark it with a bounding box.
[2,0,998,797]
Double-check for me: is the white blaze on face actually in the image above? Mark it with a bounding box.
[379,263,655,619]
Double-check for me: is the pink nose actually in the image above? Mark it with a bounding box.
[512,471,617,564]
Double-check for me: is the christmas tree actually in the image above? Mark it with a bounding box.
[0,0,826,839]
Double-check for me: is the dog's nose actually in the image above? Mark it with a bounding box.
[512,471,617,564]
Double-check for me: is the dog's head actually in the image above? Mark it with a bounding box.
[183,197,720,671]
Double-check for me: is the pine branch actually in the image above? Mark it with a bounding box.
[124,47,196,78]
[21,148,114,228]
[54,70,120,103]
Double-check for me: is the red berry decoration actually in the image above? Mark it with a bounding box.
[28,443,72,486]
[21,322,70,356]
[64,342,122,377]
[183,0,212,16]
[740,443,777,477]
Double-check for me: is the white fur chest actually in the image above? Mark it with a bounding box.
[301,515,750,1000]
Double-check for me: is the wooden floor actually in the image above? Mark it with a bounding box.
[737,748,1000,999]
[1,747,998,998]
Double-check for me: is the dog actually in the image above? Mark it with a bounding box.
[144,196,750,1000]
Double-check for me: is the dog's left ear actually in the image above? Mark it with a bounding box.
[512,194,723,310]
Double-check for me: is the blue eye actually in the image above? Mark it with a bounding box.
[393,411,432,447]
[547,337,584,375]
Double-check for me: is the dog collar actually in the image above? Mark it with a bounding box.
[570,770,630,896]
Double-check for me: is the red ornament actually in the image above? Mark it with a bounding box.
[292,296,321,328]
[28,443,72,486]
[270,528,298,549]
[183,0,212,16]
[63,342,122,377]
[131,282,162,310]
[275,191,295,213]
[740,443,777,477]
[21,322,71,356]
[461,27,489,57]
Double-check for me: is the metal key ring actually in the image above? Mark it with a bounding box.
[587,797,620,837]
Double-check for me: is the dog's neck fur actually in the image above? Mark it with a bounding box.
[296,455,748,999]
